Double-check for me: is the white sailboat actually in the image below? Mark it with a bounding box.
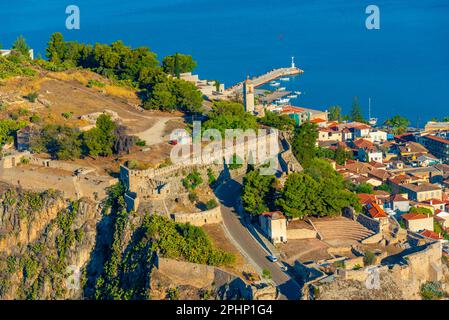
[368,97,378,126]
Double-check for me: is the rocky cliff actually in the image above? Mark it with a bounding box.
[0,184,101,299]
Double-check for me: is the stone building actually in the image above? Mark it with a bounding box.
[400,182,442,202]
[401,212,434,232]
[243,77,255,114]
[259,211,287,244]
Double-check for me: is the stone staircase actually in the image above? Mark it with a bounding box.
[311,217,375,242]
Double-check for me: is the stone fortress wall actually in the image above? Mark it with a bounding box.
[154,255,277,300]
[0,152,117,201]
[172,206,222,227]
[120,131,280,222]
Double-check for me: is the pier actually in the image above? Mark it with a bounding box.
[225,66,303,95]
[258,90,292,105]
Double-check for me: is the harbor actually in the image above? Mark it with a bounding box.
[225,57,303,95]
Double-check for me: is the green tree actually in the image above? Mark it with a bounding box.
[334,145,348,165]
[384,115,410,135]
[241,170,275,216]
[328,106,342,122]
[276,172,319,219]
[376,184,393,193]
[12,35,31,58]
[276,159,361,218]
[162,53,197,76]
[409,207,433,215]
[143,81,177,111]
[182,171,203,191]
[355,183,373,194]
[83,114,117,157]
[203,101,258,136]
[55,128,82,160]
[172,78,203,113]
[259,111,296,131]
[46,32,66,63]
[291,121,319,168]
[349,97,365,122]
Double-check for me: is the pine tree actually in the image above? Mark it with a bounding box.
[12,35,31,58]
[350,96,365,122]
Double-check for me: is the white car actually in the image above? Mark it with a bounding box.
[267,255,278,263]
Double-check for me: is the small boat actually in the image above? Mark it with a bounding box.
[277,98,290,104]
[270,82,281,87]
[278,87,286,91]
[287,94,298,99]
[294,91,302,95]
[280,77,290,81]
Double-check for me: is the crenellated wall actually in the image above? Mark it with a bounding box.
[172,206,222,226]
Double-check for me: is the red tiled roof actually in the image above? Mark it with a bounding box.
[366,202,388,219]
[374,190,391,198]
[425,135,449,145]
[391,194,409,202]
[388,174,412,186]
[358,194,378,205]
[311,118,327,123]
[261,211,286,220]
[420,229,443,240]
[422,199,446,205]
[281,106,305,114]
[401,213,430,221]
[353,139,374,149]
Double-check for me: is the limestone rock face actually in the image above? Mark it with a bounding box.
[0,186,101,300]
[0,189,66,255]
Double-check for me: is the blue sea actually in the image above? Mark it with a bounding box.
[1,0,449,125]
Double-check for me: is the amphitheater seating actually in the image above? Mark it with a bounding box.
[311,217,375,243]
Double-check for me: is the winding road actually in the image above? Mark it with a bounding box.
[215,176,301,300]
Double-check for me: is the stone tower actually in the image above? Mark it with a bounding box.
[243,76,255,114]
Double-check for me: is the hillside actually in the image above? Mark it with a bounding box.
[0,61,185,169]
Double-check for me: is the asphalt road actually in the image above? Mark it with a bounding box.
[215,177,301,300]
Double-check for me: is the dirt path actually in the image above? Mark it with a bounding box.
[135,117,179,146]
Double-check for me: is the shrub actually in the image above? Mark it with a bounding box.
[205,199,218,210]
[167,288,179,300]
[228,154,243,170]
[29,114,41,123]
[87,79,106,88]
[135,139,146,147]
[421,282,445,300]
[61,112,73,119]
[363,251,376,266]
[207,168,216,186]
[25,91,39,103]
[18,108,29,116]
[262,269,272,279]
[188,192,198,204]
[182,170,203,191]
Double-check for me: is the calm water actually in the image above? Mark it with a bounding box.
[1,0,449,125]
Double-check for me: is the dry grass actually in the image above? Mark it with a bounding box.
[203,224,260,282]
